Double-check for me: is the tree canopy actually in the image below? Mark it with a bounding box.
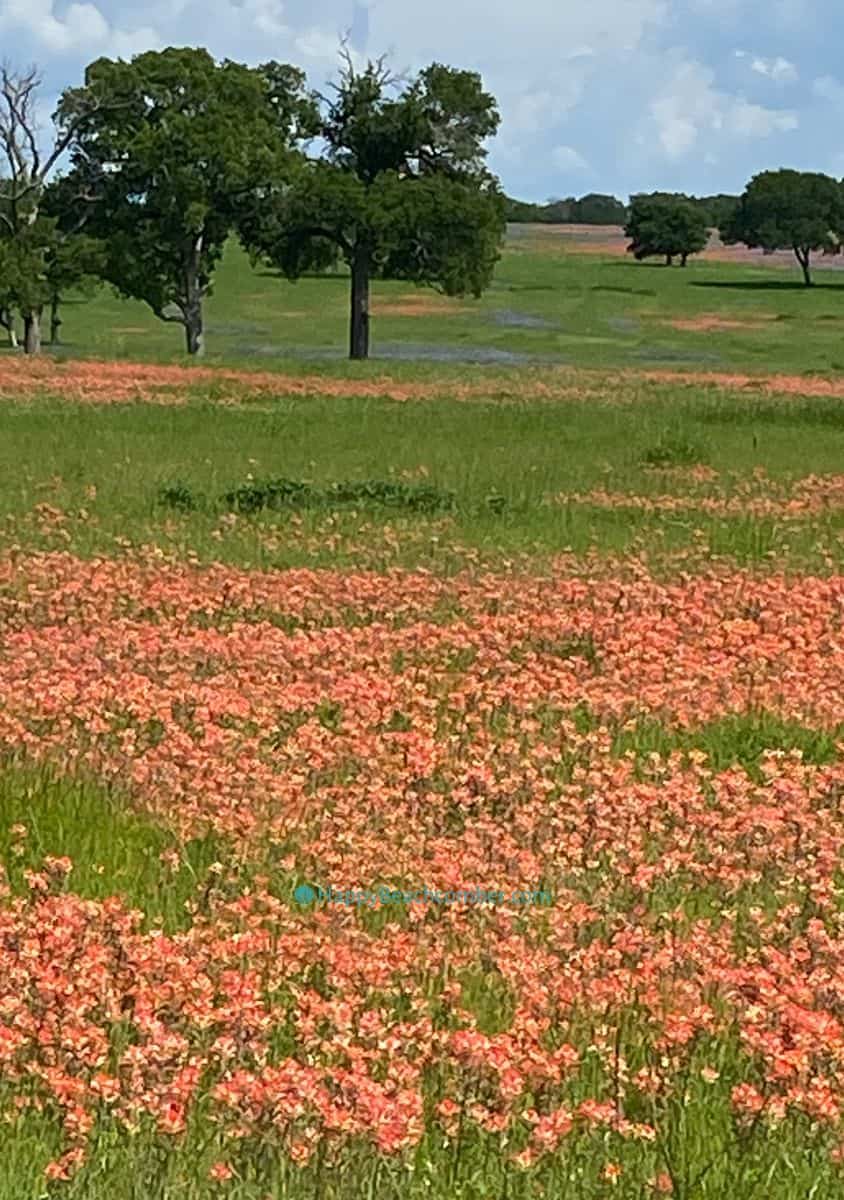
[625,193,709,266]
[238,53,505,359]
[722,169,844,286]
[57,47,318,355]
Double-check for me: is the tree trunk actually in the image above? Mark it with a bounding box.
[795,247,812,286]
[49,296,62,345]
[0,308,17,349]
[23,309,42,355]
[183,233,206,357]
[665,254,673,266]
[184,304,204,357]
[349,248,371,360]
[680,253,688,267]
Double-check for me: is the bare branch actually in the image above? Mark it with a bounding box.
[152,306,186,325]
[0,62,119,226]
[338,36,357,85]
[0,63,42,183]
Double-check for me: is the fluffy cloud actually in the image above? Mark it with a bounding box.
[813,75,844,106]
[746,54,798,82]
[0,0,159,55]
[647,58,797,160]
[240,0,288,38]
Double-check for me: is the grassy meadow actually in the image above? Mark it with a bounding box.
[3,230,844,1198]
[47,226,844,374]
[3,227,844,573]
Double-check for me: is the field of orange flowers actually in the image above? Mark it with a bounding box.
[8,355,844,408]
[1,543,844,1198]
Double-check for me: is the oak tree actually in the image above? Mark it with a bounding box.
[625,193,709,267]
[238,53,505,360]
[59,48,318,355]
[723,169,844,286]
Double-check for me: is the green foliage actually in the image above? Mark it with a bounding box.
[43,233,104,302]
[0,64,116,351]
[58,48,316,353]
[504,195,556,222]
[237,54,505,359]
[625,193,709,265]
[157,481,203,511]
[0,215,54,314]
[572,193,628,224]
[694,193,739,231]
[722,169,844,285]
[640,432,708,467]
[222,477,455,515]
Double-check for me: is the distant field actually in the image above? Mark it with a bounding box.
[17,222,844,376]
[517,221,844,271]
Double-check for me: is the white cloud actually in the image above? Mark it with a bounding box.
[241,0,288,37]
[749,54,797,81]
[551,144,590,171]
[0,0,159,55]
[294,27,357,64]
[362,0,668,66]
[770,0,809,28]
[647,58,797,159]
[729,97,797,134]
[0,0,830,199]
[507,90,559,135]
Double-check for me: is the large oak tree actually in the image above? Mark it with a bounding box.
[625,193,709,267]
[58,48,318,355]
[238,53,505,360]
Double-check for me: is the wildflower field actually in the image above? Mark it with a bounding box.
[7,237,844,1198]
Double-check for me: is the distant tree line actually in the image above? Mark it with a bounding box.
[505,192,739,229]
[0,47,505,359]
[505,193,628,225]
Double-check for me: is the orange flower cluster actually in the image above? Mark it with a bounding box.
[2,551,844,1177]
[3,355,844,410]
[555,471,844,520]
[0,358,439,405]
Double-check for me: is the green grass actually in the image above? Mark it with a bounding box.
[4,225,844,570]
[0,1105,839,1200]
[1,386,844,570]
[36,229,844,375]
[0,763,224,929]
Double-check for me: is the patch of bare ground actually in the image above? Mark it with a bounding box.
[372,293,470,317]
[665,314,776,333]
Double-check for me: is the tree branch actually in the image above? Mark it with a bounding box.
[152,305,186,325]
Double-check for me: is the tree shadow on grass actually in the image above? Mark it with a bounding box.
[607,259,675,269]
[256,269,347,281]
[591,285,657,296]
[691,279,844,291]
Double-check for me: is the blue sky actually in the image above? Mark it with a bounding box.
[0,0,839,202]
